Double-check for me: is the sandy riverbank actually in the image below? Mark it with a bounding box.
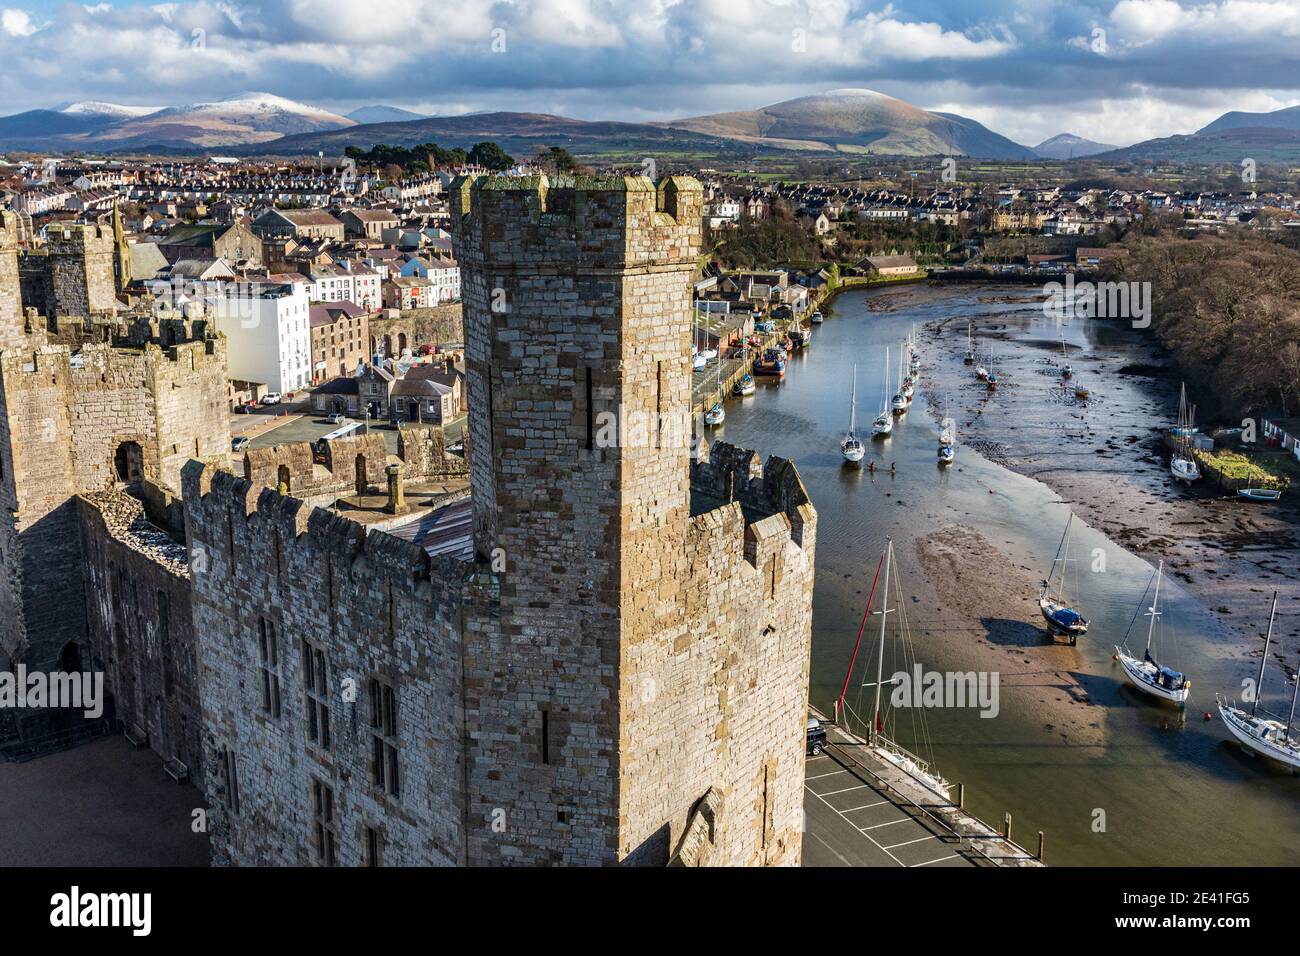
[908,282,1300,667]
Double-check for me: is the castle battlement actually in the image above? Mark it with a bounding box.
[45,221,115,256]
[691,438,817,550]
[182,461,449,588]
[449,173,703,269]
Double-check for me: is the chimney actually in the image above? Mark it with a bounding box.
[384,463,409,515]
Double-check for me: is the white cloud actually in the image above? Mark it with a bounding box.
[2,8,36,37]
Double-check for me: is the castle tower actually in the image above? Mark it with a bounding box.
[0,211,23,350]
[451,173,704,863]
[47,221,118,318]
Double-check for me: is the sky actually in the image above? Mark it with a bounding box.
[1,0,1299,147]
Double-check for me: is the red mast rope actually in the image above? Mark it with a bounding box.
[837,548,886,720]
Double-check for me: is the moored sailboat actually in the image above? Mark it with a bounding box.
[963,321,976,364]
[1039,514,1089,644]
[1115,561,1191,706]
[1171,383,1201,483]
[842,363,865,463]
[1216,592,1300,771]
[872,346,893,438]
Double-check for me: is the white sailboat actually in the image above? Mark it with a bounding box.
[1217,592,1300,771]
[1171,383,1201,483]
[891,340,909,414]
[963,321,976,364]
[703,351,725,426]
[909,324,920,375]
[1039,514,1089,644]
[841,364,865,463]
[937,443,955,465]
[872,346,893,438]
[1115,561,1191,706]
[1059,333,1073,378]
[860,540,952,802]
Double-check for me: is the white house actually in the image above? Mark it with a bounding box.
[207,278,313,393]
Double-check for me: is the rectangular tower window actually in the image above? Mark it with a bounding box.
[221,745,240,816]
[585,369,595,452]
[311,778,337,866]
[258,617,281,719]
[364,825,384,867]
[368,678,400,797]
[540,708,550,765]
[303,640,331,750]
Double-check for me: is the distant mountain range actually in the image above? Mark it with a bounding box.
[3,88,1299,165]
[346,105,427,124]
[1031,133,1118,159]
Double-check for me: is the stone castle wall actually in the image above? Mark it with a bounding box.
[181,464,466,866]
[77,490,202,775]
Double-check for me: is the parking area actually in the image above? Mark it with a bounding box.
[802,750,975,868]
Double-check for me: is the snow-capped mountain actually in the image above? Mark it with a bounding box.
[60,101,162,119]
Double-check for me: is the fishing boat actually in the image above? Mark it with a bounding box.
[789,326,810,350]
[986,366,999,389]
[1115,561,1191,706]
[1170,383,1201,483]
[963,322,976,364]
[1074,380,1090,400]
[872,347,894,438]
[753,347,786,377]
[732,373,755,397]
[1039,514,1089,644]
[1216,592,1300,771]
[841,364,865,463]
[937,443,955,465]
[810,310,824,324]
[1059,333,1073,378]
[834,541,953,802]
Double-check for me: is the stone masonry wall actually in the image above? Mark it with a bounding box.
[77,491,203,775]
[450,173,814,865]
[47,221,117,318]
[182,464,466,866]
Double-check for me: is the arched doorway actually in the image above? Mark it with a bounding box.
[397,332,408,354]
[113,441,143,483]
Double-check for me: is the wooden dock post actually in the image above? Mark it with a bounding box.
[1037,830,1045,861]
[1004,811,1012,842]
[957,782,965,809]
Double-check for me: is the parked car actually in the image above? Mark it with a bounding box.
[234,402,252,414]
[231,436,250,453]
[261,392,282,406]
[806,717,828,757]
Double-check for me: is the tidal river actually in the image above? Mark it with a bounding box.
[712,283,1300,866]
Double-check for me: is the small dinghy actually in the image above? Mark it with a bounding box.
[810,310,824,324]
[1115,561,1191,706]
[732,374,755,397]
[1217,592,1300,771]
[1239,487,1283,501]
[704,402,725,426]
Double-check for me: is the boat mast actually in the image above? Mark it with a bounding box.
[1253,591,1278,717]
[1144,560,1163,653]
[872,539,894,744]
[1287,640,1300,741]
[849,364,858,435]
